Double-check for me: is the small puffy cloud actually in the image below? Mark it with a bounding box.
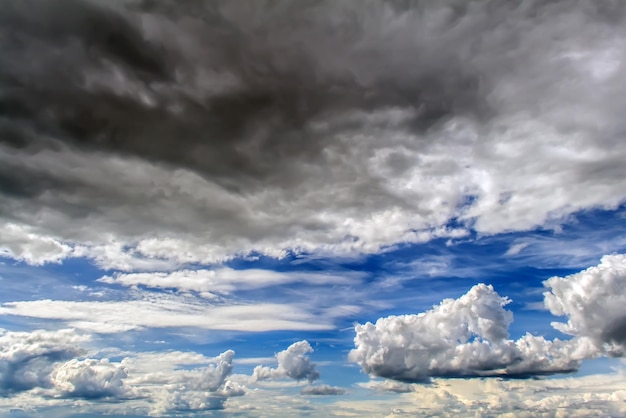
[0,329,89,394]
[50,358,133,399]
[300,384,346,396]
[253,341,320,383]
[350,284,584,382]
[178,350,235,392]
[544,254,626,356]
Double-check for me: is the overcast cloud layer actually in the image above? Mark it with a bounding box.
[2,0,626,265]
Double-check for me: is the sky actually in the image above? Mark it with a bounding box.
[1,0,626,416]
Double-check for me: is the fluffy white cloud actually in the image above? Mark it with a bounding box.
[118,350,234,386]
[0,224,73,265]
[253,340,320,383]
[0,295,336,333]
[300,384,346,396]
[118,350,212,374]
[350,284,586,381]
[544,253,626,356]
[98,267,361,296]
[50,358,133,399]
[0,329,89,394]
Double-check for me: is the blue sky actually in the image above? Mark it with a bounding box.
[2,1,626,416]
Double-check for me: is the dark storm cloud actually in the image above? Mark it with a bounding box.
[2,0,626,264]
[545,254,626,357]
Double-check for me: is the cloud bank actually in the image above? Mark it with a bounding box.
[300,384,346,396]
[0,327,243,413]
[2,0,626,266]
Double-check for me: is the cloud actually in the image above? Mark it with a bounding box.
[0,294,336,333]
[350,284,586,382]
[50,358,133,399]
[253,340,320,383]
[359,379,415,393]
[300,384,346,396]
[2,1,626,267]
[0,329,89,394]
[334,372,626,418]
[118,350,213,374]
[544,253,626,356]
[98,267,361,296]
[504,242,529,256]
[0,224,72,265]
[0,328,244,413]
[124,349,244,414]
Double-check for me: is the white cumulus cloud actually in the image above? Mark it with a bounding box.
[0,294,336,333]
[0,328,89,394]
[544,253,626,356]
[350,284,586,381]
[51,358,133,399]
[253,340,320,383]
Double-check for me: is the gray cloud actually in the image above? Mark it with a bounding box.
[2,0,626,265]
[253,340,320,383]
[0,329,88,394]
[544,253,626,356]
